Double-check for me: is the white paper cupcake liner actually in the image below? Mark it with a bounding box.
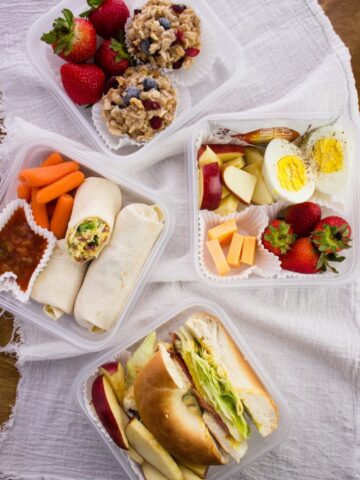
[198,207,282,281]
[125,0,217,87]
[0,199,56,303]
[263,200,350,279]
[82,351,143,480]
[92,83,191,151]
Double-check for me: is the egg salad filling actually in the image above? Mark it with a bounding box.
[277,155,307,192]
[312,138,344,174]
[67,217,110,263]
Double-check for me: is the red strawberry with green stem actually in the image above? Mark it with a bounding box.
[60,63,106,105]
[280,238,321,274]
[262,220,296,256]
[81,0,130,39]
[312,216,352,253]
[95,38,132,76]
[284,202,321,237]
[41,9,97,64]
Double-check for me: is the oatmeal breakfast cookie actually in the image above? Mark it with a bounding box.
[102,65,177,142]
[126,0,201,70]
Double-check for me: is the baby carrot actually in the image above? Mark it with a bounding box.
[50,194,74,239]
[17,182,31,202]
[31,188,49,229]
[36,171,85,204]
[19,161,79,187]
[41,152,64,167]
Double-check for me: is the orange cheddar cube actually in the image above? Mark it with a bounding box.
[240,236,257,266]
[227,233,244,267]
[207,220,237,245]
[206,239,230,276]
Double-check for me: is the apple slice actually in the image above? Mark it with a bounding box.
[243,164,274,205]
[251,175,274,205]
[180,463,208,479]
[198,146,221,167]
[99,362,126,406]
[222,185,230,199]
[92,375,129,449]
[221,156,246,173]
[199,163,222,211]
[222,166,257,205]
[126,418,183,480]
[142,462,169,480]
[214,194,240,216]
[128,446,144,464]
[180,465,204,480]
[198,144,245,162]
[244,147,264,167]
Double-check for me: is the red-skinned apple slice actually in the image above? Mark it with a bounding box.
[222,165,257,205]
[99,362,126,405]
[197,144,245,162]
[92,375,129,449]
[198,146,222,167]
[199,163,222,210]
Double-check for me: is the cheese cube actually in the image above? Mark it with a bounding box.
[240,236,257,265]
[227,233,244,267]
[207,220,237,245]
[206,240,230,276]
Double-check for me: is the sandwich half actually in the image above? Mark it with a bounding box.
[133,312,278,465]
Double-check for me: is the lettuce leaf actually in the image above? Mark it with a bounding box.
[177,329,250,440]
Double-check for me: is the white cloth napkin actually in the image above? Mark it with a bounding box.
[0,0,359,479]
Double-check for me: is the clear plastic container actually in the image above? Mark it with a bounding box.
[0,133,174,351]
[74,297,290,480]
[188,112,360,288]
[26,0,244,163]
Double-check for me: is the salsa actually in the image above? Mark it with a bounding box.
[0,207,48,291]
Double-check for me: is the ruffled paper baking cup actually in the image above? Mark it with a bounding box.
[0,199,56,302]
[198,207,282,281]
[82,352,143,480]
[125,0,217,88]
[92,84,191,151]
[263,200,350,279]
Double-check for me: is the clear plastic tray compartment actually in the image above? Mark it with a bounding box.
[74,298,290,480]
[26,0,243,161]
[0,136,173,351]
[189,112,360,288]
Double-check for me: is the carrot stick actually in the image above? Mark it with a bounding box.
[17,182,31,202]
[31,188,49,229]
[19,161,79,187]
[50,194,74,239]
[41,152,64,167]
[36,171,85,204]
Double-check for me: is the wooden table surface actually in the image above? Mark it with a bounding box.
[0,0,359,432]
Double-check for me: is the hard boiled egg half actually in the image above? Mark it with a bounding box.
[304,124,351,195]
[262,139,315,203]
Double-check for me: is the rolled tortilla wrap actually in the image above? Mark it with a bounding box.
[31,240,87,319]
[74,203,164,331]
[66,177,122,263]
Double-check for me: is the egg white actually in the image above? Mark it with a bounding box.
[262,139,315,203]
[304,124,351,195]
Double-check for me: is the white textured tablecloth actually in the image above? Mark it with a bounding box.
[0,0,360,479]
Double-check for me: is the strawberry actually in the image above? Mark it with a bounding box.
[262,220,296,256]
[60,63,106,105]
[81,0,130,39]
[280,238,321,274]
[284,202,321,237]
[95,38,131,76]
[311,216,352,254]
[41,9,97,64]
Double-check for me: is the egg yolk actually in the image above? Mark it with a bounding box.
[313,138,343,173]
[277,155,307,192]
